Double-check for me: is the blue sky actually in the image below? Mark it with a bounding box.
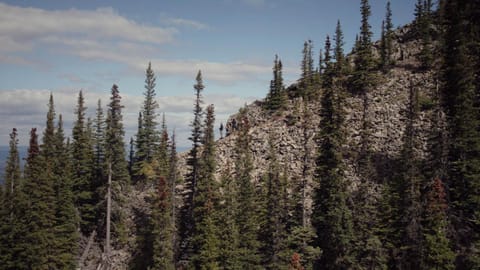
[0,0,418,148]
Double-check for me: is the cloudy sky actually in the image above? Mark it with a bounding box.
[0,0,418,149]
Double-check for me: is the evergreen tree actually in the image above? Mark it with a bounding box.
[0,128,23,269]
[442,1,480,267]
[179,70,204,263]
[93,99,106,197]
[52,115,79,269]
[380,1,394,71]
[192,104,221,269]
[352,0,376,94]
[397,81,423,269]
[334,20,345,74]
[218,163,241,269]
[22,115,57,268]
[134,62,160,184]
[265,55,287,111]
[422,178,455,270]
[168,131,178,259]
[234,108,261,268]
[313,55,355,268]
[156,115,170,179]
[300,40,315,98]
[259,135,291,269]
[104,84,130,247]
[151,176,175,270]
[71,90,96,234]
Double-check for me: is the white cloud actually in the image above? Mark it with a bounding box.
[0,3,176,54]
[0,3,271,84]
[163,18,209,30]
[0,88,257,148]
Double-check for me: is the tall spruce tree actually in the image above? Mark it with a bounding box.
[192,104,221,269]
[71,90,96,234]
[300,40,315,98]
[21,95,58,268]
[93,99,105,197]
[312,53,355,268]
[380,1,394,71]
[442,1,480,267]
[0,128,23,269]
[133,62,160,184]
[150,175,175,270]
[218,163,241,269]
[352,0,376,94]
[397,81,423,269]
[234,108,261,268]
[52,115,79,269]
[265,55,287,111]
[179,70,205,264]
[334,20,345,74]
[422,178,455,270]
[260,134,289,269]
[104,84,130,247]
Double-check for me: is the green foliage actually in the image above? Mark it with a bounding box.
[259,135,290,269]
[218,165,242,270]
[71,90,96,234]
[191,105,221,269]
[380,1,394,72]
[441,1,480,266]
[0,128,26,269]
[397,82,423,269]
[179,70,205,263]
[265,55,287,112]
[151,176,175,270]
[351,0,377,94]
[52,115,79,269]
[133,62,160,185]
[234,109,261,268]
[313,65,355,268]
[300,40,316,99]
[422,178,455,270]
[104,84,130,247]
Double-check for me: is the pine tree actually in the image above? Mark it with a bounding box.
[235,108,261,268]
[352,0,376,94]
[334,20,345,74]
[0,128,24,269]
[179,70,204,263]
[104,84,130,247]
[71,90,96,234]
[313,54,355,268]
[93,99,105,198]
[397,81,423,269]
[21,106,57,268]
[52,115,79,269]
[380,1,394,72]
[151,176,175,270]
[265,55,287,111]
[134,62,160,185]
[442,1,480,267]
[156,115,170,179]
[422,178,455,270]
[168,131,178,259]
[259,135,291,269]
[192,104,221,269]
[218,163,241,270]
[300,40,315,98]
[416,0,433,69]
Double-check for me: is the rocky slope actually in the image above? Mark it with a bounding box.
[82,23,440,269]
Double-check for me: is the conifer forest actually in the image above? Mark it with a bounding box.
[1,0,480,269]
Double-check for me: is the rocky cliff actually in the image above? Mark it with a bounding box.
[82,23,441,269]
